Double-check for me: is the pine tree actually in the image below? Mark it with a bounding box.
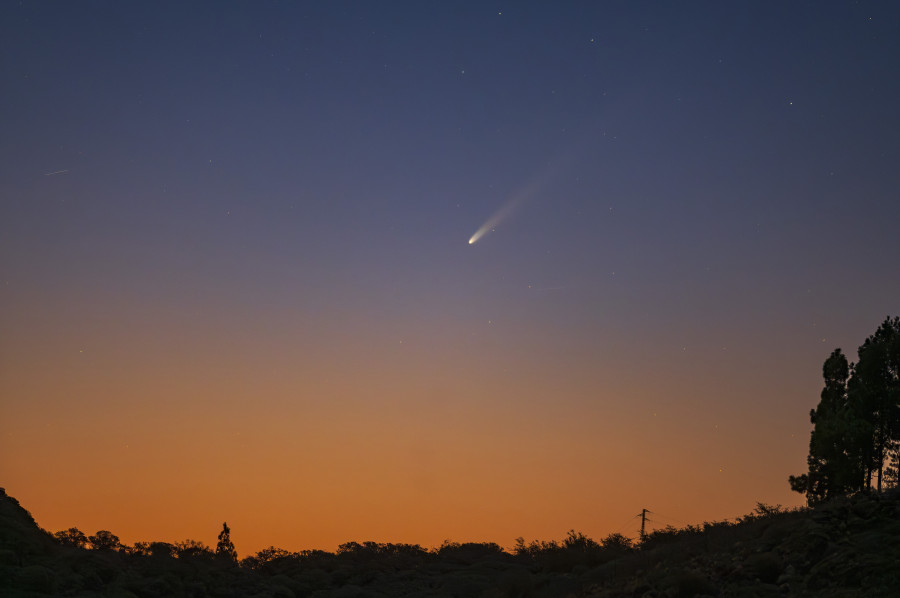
[848,316,900,491]
[215,522,237,562]
[790,349,859,503]
[791,317,900,503]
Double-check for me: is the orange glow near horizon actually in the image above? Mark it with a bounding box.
[2,292,812,556]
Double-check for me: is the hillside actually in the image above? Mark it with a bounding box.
[1,487,898,597]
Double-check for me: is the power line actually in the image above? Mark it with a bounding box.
[648,510,688,528]
[614,513,641,537]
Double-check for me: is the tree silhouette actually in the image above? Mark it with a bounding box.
[792,317,900,502]
[790,349,858,503]
[148,541,175,557]
[215,522,237,562]
[53,527,88,548]
[174,538,213,559]
[88,529,121,551]
[848,316,900,491]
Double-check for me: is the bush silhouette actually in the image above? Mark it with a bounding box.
[88,530,120,551]
[53,528,88,549]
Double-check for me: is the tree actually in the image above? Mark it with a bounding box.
[242,546,293,571]
[791,317,900,503]
[149,541,175,557]
[789,349,859,504]
[848,316,900,491]
[174,538,213,559]
[129,541,175,557]
[129,541,152,556]
[88,530,121,551]
[601,532,633,552]
[215,522,237,562]
[53,527,88,548]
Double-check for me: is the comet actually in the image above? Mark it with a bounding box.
[467,169,549,245]
[466,122,609,246]
[467,192,526,245]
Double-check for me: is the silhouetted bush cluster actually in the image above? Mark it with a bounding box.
[510,529,634,573]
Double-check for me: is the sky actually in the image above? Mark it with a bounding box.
[2,1,899,556]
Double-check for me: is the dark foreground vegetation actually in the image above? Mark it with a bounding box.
[2,487,900,597]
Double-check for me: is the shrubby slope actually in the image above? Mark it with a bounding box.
[1,487,898,597]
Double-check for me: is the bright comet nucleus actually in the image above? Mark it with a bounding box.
[467,157,562,246]
[468,225,490,245]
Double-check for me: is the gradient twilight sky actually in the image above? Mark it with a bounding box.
[2,1,899,556]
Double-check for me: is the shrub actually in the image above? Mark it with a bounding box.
[744,551,782,584]
[17,564,58,593]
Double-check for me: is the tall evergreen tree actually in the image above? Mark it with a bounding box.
[215,522,237,562]
[792,317,900,503]
[848,316,900,491]
[790,349,858,503]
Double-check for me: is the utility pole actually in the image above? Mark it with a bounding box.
[639,508,649,542]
